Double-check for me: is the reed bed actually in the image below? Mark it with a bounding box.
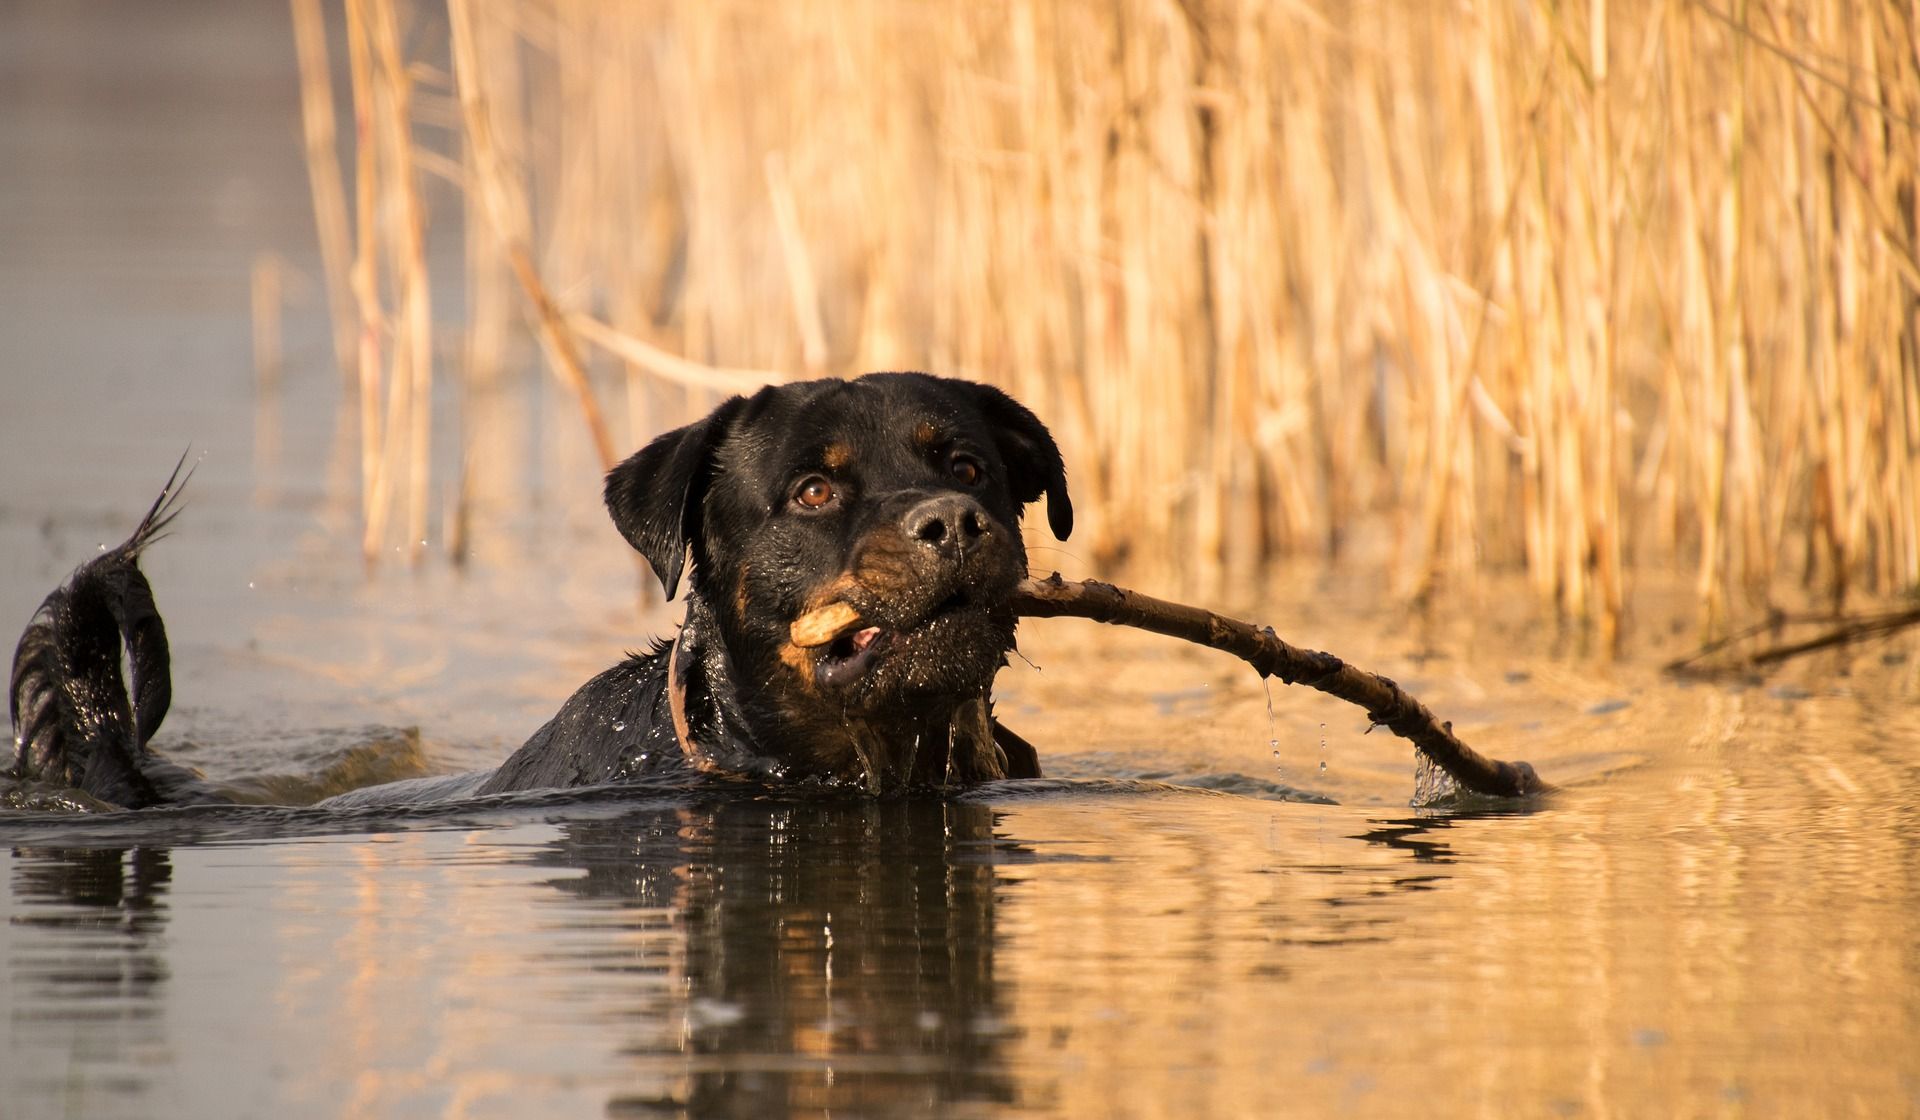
[291,0,1920,639]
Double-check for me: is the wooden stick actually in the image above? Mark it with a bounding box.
[1012,575,1552,799]
[790,600,861,648]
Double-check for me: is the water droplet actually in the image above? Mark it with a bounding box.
[247,581,256,590]
[97,543,108,552]
[611,720,627,732]
[1263,679,1281,779]
[1319,759,1328,774]
[419,539,428,548]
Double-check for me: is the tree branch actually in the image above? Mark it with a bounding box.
[1664,604,1920,677]
[1012,574,1552,799]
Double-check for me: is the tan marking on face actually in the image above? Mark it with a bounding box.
[777,641,817,691]
[734,562,752,619]
[913,421,940,448]
[822,442,853,470]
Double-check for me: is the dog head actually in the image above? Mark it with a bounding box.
[605,373,1071,784]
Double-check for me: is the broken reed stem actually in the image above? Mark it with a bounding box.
[368,0,434,564]
[1013,575,1552,799]
[764,151,830,375]
[568,313,787,394]
[287,0,358,390]
[1665,605,1920,678]
[250,253,284,497]
[446,0,619,475]
[342,0,388,566]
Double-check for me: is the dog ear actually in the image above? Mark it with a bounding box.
[605,396,747,598]
[964,382,1073,540]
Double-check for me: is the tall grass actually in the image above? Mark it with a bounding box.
[294,0,1920,639]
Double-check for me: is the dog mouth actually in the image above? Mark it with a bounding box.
[800,590,976,691]
[817,624,890,688]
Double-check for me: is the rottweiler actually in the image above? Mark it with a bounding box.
[7,373,1072,809]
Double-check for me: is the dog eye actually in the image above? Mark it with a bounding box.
[949,455,984,486]
[793,476,836,509]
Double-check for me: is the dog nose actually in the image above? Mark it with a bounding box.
[904,494,991,558]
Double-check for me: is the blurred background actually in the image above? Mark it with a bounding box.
[7,0,1920,652]
[277,0,1920,645]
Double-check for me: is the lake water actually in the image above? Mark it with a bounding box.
[4,3,1919,1118]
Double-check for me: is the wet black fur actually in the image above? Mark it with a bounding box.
[486,373,1070,792]
[7,456,215,809]
[9,375,1071,809]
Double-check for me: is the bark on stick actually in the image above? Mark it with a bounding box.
[1013,574,1551,799]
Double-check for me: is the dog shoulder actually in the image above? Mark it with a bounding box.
[478,645,682,795]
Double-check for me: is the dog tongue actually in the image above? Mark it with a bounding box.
[851,626,882,652]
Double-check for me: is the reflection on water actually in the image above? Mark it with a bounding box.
[8,849,172,995]
[6,847,174,1113]
[0,798,1040,1118]
[5,760,1918,1118]
[539,801,1015,1116]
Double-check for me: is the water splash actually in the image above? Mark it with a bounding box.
[1411,746,1460,806]
[1263,678,1281,781]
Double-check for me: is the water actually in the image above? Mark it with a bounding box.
[5,723,1918,1117]
[5,3,1920,1117]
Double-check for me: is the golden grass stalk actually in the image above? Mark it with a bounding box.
[288,0,357,389]
[765,152,830,377]
[446,0,619,475]
[300,0,1920,637]
[250,252,284,499]
[341,0,388,566]
[366,0,433,565]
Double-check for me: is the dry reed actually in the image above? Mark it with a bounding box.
[250,252,285,500]
[288,0,357,390]
[290,0,1920,637]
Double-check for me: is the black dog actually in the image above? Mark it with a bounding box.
[8,374,1072,809]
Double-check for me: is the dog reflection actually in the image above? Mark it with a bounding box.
[5,842,174,1111]
[535,798,1018,1117]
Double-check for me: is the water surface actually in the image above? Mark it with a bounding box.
[5,702,1918,1119]
[4,3,1919,1118]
